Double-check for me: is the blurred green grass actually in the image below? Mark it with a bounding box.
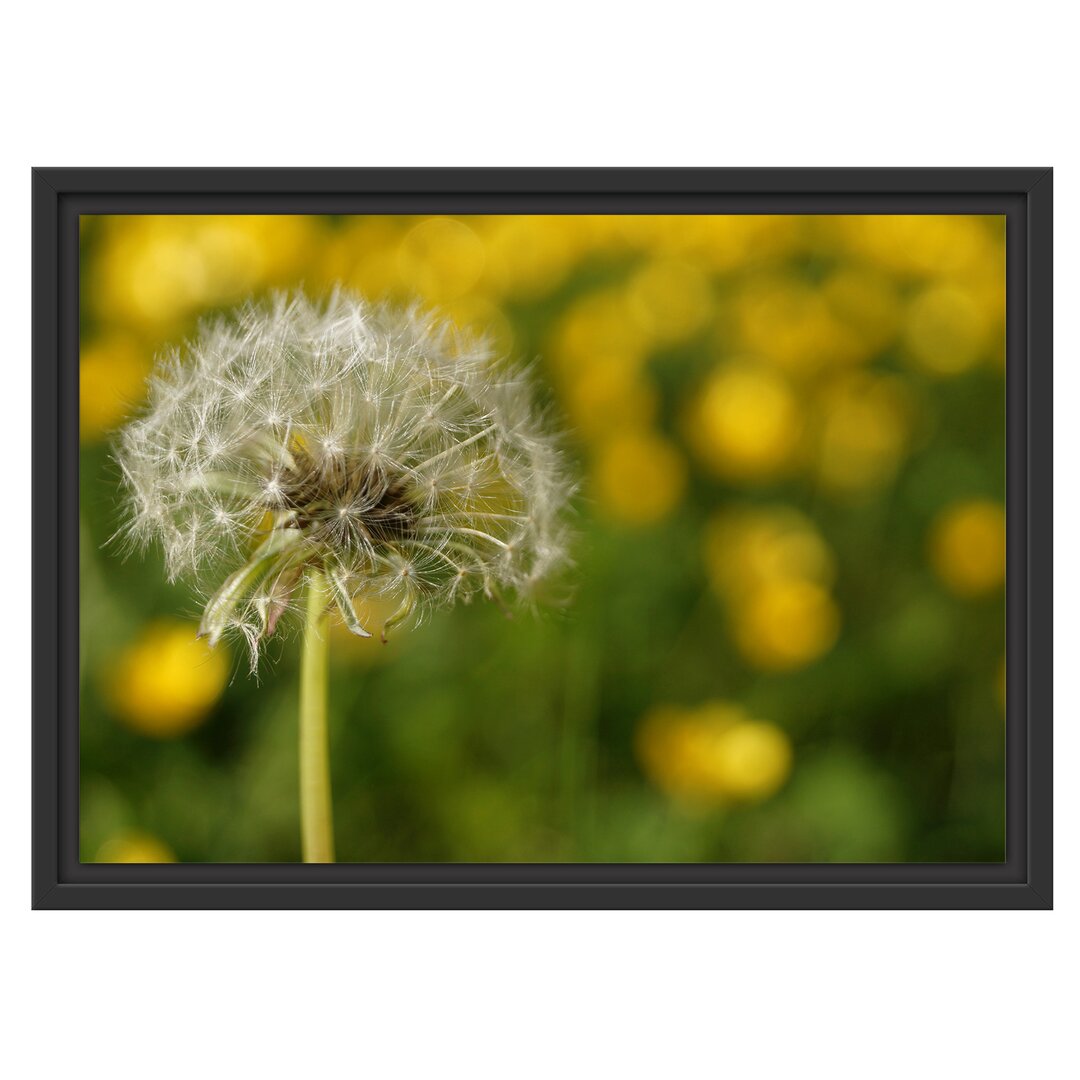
[78,213,1006,863]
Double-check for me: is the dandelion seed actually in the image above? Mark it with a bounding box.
[115,291,574,670]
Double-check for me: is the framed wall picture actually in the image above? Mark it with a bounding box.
[32,167,1052,909]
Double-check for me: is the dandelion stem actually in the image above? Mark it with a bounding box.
[299,568,335,863]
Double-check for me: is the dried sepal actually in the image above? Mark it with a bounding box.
[326,566,372,638]
[198,529,306,646]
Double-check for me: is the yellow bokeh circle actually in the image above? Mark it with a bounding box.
[735,276,861,375]
[815,373,913,494]
[481,215,576,300]
[705,721,795,801]
[92,215,318,330]
[704,506,835,601]
[397,216,486,303]
[687,364,802,481]
[821,267,901,360]
[95,830,177,863]
[107,619,229,737]
[549,287,649,374]
[559,356,657,442]
[592,432,687,526]
[80,336,150,442]
[636,701,793,808]
[929,499,1006,597]
[625,258,712,346]
[903,283,992,375]
[733,579,840,671]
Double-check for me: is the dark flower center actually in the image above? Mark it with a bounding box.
[275,449,418,548]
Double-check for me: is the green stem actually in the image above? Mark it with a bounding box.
[299,568,335,863]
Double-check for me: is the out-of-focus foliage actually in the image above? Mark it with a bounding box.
[79,213,1006,863]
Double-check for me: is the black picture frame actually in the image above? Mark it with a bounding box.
[32,167,1053,910]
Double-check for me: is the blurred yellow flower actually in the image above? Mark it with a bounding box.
[703,505,840,670]
[903,282,995,375]
[80,336,149,442]
[686,363,802,481]
[397,216,485,302]
[704,506,835,600]
[106,619,229,737]
[696,216,800,272]
[481,215,577,300]
[636,701,792,808]
[967,266,1007,370]
[625,258,712,346]
[592,431,686,526]
[95,830,176,863]
[734,579,841,671]
[559,356,657,442]
[821,267,901,359]
[90,215,320,330]
[814,373,913,494]
[708,720,795,800]
[929,499,1006,597]
[735,276,862,374]
[562,214,648,257]
[442,291,516,357]
[837,215,999,281]
[549,288,649,375]
[320,215,404,298]
[614,214,698,259]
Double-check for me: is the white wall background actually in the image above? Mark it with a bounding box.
[2,4,1072,1076]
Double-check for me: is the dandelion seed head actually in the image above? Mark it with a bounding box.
[115,291,574,667]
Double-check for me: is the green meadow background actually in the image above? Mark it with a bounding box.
[78,213,1006,863]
